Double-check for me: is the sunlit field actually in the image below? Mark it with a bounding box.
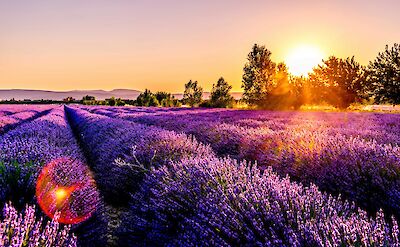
[1,0,399,245]
[1,104,400,246]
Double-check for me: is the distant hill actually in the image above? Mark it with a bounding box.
[0,89,141,101]
[0,89,243,101]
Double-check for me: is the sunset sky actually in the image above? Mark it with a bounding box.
[0,0,399,93]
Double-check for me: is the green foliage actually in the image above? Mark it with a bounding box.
[308,56,367,109]
[82,95,97,105]
[135,89,160,107]
[106,97,125,106]
[242,45,304,109]
[154,92,180,107]
[209,77,234,108]
[367,43,400,105]
[0,161,38,210]
[198,100,212,107]
[107,97,117,106]
[82,95,96,101]
[116,98,125,106]
[289,76,308,109]
[183,80,203,107]
[242,44,276,106]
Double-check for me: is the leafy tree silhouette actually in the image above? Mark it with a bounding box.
[242,44,276,107]
[368,43,400,106]
[309,56,367,109]
[210,77,234,108]
[183,80,203,107]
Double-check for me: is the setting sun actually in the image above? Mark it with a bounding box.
[285,45,325,76]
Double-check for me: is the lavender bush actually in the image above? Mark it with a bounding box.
[0,105,52,134]
[95,107,400,218]
[66,106,218,245]
[125,157,400,246]
[0,108,91,208]
[0,161,38,210]
[2,104,400,246]
[0,203,77,247]
[0,107,106,246]
[65,106,214,205]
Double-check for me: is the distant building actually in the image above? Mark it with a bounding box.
[63,97,75,103]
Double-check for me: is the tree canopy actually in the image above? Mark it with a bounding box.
[367,43,400,105]
[308,56,367,109]
[242,44,276,106]
[154,91,180,107]
[183,80,203,107]
[210,77,234,108]
[135,89,159,107]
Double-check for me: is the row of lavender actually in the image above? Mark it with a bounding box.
[66,106,400,246]
[86,106,400,146]
[0,105,53,134]
[64,106,213,245]
[0,107,96,246]
[84,106,400,220]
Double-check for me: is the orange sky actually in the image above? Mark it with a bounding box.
[0,0,399,93]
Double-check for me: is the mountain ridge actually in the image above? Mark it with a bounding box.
[0,89,141,101]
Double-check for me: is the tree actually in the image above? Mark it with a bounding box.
[82,95,95,101]
[209,77,234,108]
[106,97,125,106]
[308,56,367,109]
[265,63,297,109]
[82,95,96,105]
[288,75,309,109]
[183,80,203,107]
[368,44,400,105]
[154,92,178,107]
[107,97,116,106]
[135,89,160,107]
[242,44,276,107]
[115,98,125,106]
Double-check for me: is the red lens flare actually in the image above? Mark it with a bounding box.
[36,157,100,224]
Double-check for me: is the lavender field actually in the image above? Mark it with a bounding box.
[1,105,400,246]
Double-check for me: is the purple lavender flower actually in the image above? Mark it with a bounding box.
[126,157,400,246]
[0,203,77,247]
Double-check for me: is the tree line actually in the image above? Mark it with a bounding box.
[79,43,399,109]
[143,43,399,109]
[133,77,236,108]
[242,43,400,109]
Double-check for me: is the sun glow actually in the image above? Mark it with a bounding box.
[55,187,70,204]
[36,157,100,224]
[55,188,67,200]
[285,45,325,76]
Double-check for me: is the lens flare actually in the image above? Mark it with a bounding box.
[36,157,100,224]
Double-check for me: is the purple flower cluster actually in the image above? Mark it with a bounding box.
[75,109,399,246]
[127,157,400,246]
[65,106,214,205]
[0,107,85,166]
[0,203,77,247]
[0,105,53,134]
[66,106,217,245]
[0,108,91,207]
[90,107,400,219]
[0,106,106,246]
[3,104,400,246]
